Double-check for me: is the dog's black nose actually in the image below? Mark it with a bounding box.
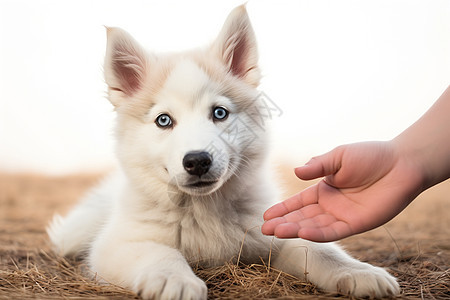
[183,151,213,176]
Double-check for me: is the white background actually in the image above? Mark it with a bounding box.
[0,0,449,174]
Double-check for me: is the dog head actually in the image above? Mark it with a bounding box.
[104,5,268,197]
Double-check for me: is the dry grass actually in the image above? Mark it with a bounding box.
[0,170,449,299]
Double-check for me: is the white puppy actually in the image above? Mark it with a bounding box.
[48,5,400,299]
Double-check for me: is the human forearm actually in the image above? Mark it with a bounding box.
[392,85,450,191]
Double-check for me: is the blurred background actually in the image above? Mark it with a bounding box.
[0,0,449,175]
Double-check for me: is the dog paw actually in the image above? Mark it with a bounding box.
[330,264,400,298]
[133,270,207,300]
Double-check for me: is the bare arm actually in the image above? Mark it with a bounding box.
[393,86,450,190]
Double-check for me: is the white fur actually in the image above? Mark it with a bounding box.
[48,5,399,299]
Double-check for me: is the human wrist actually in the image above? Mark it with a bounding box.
[390,132,442,195]
[391,134,432,194]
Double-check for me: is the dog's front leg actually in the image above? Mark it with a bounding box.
[272,239,399,298]
[88,227,207,300]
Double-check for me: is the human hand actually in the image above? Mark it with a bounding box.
[262,141,424,242]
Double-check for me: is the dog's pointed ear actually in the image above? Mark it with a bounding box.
[212,5,260,87]
[104,27,148,105]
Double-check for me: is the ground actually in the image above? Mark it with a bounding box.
[0,168,449,299]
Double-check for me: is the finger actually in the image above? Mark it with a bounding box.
[263,184,320,221]
[271,213,335,239]
[294,147,344,180]
[273,214,352,241]
[263,202,290,221]
[273,222,301,238]
[261,217,289,235]
[263,204,322,237]
[282,204,323,223]
[297,221,353,242]
[277,210,335,236]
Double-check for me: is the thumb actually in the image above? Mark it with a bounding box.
[294,147,343,181]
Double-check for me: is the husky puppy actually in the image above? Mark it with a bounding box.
[48,5,400,299]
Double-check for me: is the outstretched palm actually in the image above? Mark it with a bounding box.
[262,141,423,242]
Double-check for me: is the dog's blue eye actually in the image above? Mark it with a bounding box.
[155,114,173,128]
[213,107,228,121]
